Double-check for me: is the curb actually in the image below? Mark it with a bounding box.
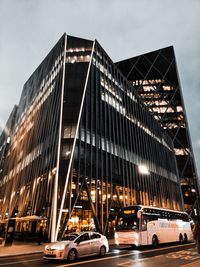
[0,250,44,259]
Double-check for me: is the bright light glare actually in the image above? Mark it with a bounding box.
[138,165,150,175]
[51,244,65,250]
[46,244,65,251]
[70,216,79,223]
[113,249,120,254]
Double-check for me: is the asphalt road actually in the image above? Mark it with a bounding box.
[0,243,199,267]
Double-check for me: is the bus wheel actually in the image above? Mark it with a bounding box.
[152,235,158,248]
[179,234,183,244]
[184,234,188,243]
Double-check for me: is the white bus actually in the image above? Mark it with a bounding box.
[114,205,193,247]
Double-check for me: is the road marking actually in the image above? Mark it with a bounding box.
[57,243,194,267]
[0,258,42,266]
[116,249,200,267]
[117,255,158,266]
[57,251,140,267]
[166,249,199,261]
[137,243,194,254]
[180,259,200,267]
[117,261,131,266]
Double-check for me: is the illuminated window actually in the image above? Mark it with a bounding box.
[62,145,71,158]
[63,125,76,139]
[174,148,190,155]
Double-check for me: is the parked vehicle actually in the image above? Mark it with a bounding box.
[44,231,109,261]
[115,205,193,247]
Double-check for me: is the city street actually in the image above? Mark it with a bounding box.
[0,1,200,267]
[0,243,200,267]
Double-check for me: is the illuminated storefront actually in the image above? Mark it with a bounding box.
[0,35,184,241]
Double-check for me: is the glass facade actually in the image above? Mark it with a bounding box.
[0,35,184,241]
[0,34,66,239]
[116,47,200,216]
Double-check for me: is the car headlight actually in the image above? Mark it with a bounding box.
[48,244,66,251]
[52,245,65,250]
[115,233,118,239]
[45,245,49,250]
[55,244,65,250]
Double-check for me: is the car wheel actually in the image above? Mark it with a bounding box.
[184,234,188,243]
[152,235,158,248]
[67,249,77,262]
[99,246,106,257]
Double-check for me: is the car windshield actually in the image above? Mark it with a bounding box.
[62,233,80,241]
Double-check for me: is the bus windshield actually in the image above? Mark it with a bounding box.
[116,208,139,230]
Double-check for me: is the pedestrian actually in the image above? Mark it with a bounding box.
[38,226,43,245]
[192,219,200,254]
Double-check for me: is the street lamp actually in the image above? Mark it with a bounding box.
[138,164,150,175]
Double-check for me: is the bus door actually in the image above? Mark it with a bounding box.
[138,210,148,245]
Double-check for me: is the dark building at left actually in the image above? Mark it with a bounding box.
[0,34,187,241]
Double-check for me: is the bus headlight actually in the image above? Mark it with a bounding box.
[135,241,138,246]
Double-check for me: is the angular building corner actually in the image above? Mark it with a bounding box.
[0,35,196,242]
[116,46,200,217]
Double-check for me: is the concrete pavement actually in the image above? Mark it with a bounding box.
[0,241,47,257]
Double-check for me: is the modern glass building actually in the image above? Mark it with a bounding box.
[116,47,200,217]
[0,34,184,241]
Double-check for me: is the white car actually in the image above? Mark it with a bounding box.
[44,231,109,262]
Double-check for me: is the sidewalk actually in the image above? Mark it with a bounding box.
[0,239,116,258]
[0,241,48,258]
